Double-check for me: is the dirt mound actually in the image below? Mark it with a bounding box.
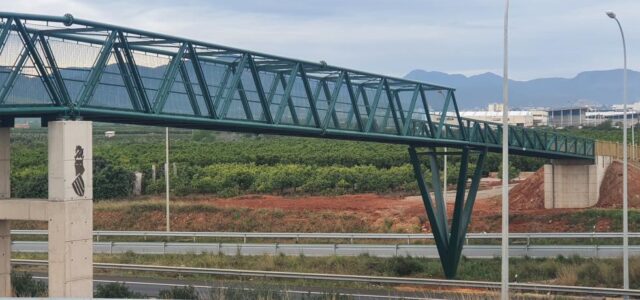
[509,167,545,210]
[596,161,640,208]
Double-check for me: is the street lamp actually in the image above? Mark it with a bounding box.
[501,0,510,299]
[606,10,629,293]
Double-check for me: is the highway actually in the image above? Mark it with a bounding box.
[15,260,640,298]
[29,275,444,299]
[12,241,640,258]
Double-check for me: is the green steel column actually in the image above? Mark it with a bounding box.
[408,146,450,271]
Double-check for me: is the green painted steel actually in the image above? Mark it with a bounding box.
[0,12,597,278]
[409,146,488,278]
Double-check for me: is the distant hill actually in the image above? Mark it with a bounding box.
[404,69,640,109]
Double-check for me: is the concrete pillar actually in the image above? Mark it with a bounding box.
[544,156,612,209]
[133,172,143,196]
[47,121,93,298]
[0,127,10,297]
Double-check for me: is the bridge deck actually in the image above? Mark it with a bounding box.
[0,12,593,160]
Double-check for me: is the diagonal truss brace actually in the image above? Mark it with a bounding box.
[408,145,487,279]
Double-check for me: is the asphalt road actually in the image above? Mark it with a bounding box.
[13,241,640,258]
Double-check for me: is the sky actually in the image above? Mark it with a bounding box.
[4,0,640,81]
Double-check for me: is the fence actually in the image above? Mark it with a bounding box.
[595,140,639,161]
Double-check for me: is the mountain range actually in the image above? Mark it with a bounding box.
[404,69,640,110]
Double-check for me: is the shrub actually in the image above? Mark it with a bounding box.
[11,272,47,297]
[158,285,198,299]
[94,156,134,200]
[387,256,424,276]
[95,282,143,298]
[11,166,47,198]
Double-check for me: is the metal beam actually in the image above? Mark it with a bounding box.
[344,72,364,131]
[187,43,217,118]
[299,65,321,127]
[383,79,402,134]
[76,31,117,106]
[402,85,420,136]
[436,91,452,139]
[275,63,300,125]
[0,35,33,105]
[0,18,13,56]
[321,75,344,130]
[247,54,272,123]
[178,61,202,116]
[364,80,384,133]
[153,43,187,113]
[220,54,249,118]
[117,31,152,112]
[14,21,62,105]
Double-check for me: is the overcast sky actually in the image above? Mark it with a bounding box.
[5,0,640,80]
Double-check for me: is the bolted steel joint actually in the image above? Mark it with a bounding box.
[63,13,74,26]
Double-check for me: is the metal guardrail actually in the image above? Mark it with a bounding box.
[10,230,640,243]
[11,241,640,259]
[11,259,640,297]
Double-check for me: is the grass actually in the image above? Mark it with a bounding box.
[13,252,640,289]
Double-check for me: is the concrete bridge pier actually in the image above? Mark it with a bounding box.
[0,121,93,297]
[544,156,612,209]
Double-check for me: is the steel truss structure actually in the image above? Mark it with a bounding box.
[0,13,595,278]
[409,146,486,278]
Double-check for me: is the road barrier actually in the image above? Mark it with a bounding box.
[12,259,640,297]
[10,230,640,244]
[11,241,640,259]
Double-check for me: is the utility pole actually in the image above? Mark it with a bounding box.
[501,0,510,299]
[165,127,170,232]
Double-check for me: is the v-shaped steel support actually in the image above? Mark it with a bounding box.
[408,145,487,279]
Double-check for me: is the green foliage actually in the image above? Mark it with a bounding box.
[497,163,520,180]
[387,256,425,276]
[158,285,198,299]
[595,120,613,130]
[95,282,143,298]
[11,166,47,198]
[11,272,47,297]
[8,126,559,198]
[94,156,134,200]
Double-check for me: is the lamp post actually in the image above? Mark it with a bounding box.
[606,10,629,293]
[501,0,510,299]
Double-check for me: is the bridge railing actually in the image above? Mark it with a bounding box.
[411,117,595,157]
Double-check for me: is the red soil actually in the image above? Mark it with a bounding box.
[509,168,545,210]
[596,161,640,208]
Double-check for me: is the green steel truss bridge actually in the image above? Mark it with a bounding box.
[0,12,594,278]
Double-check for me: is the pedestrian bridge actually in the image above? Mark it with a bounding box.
[0,12,593,160]
[0,12,596,294]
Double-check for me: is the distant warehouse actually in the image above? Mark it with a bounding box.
[547,107,589,127]
[459,104,548,127]
[459,111,534,127]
